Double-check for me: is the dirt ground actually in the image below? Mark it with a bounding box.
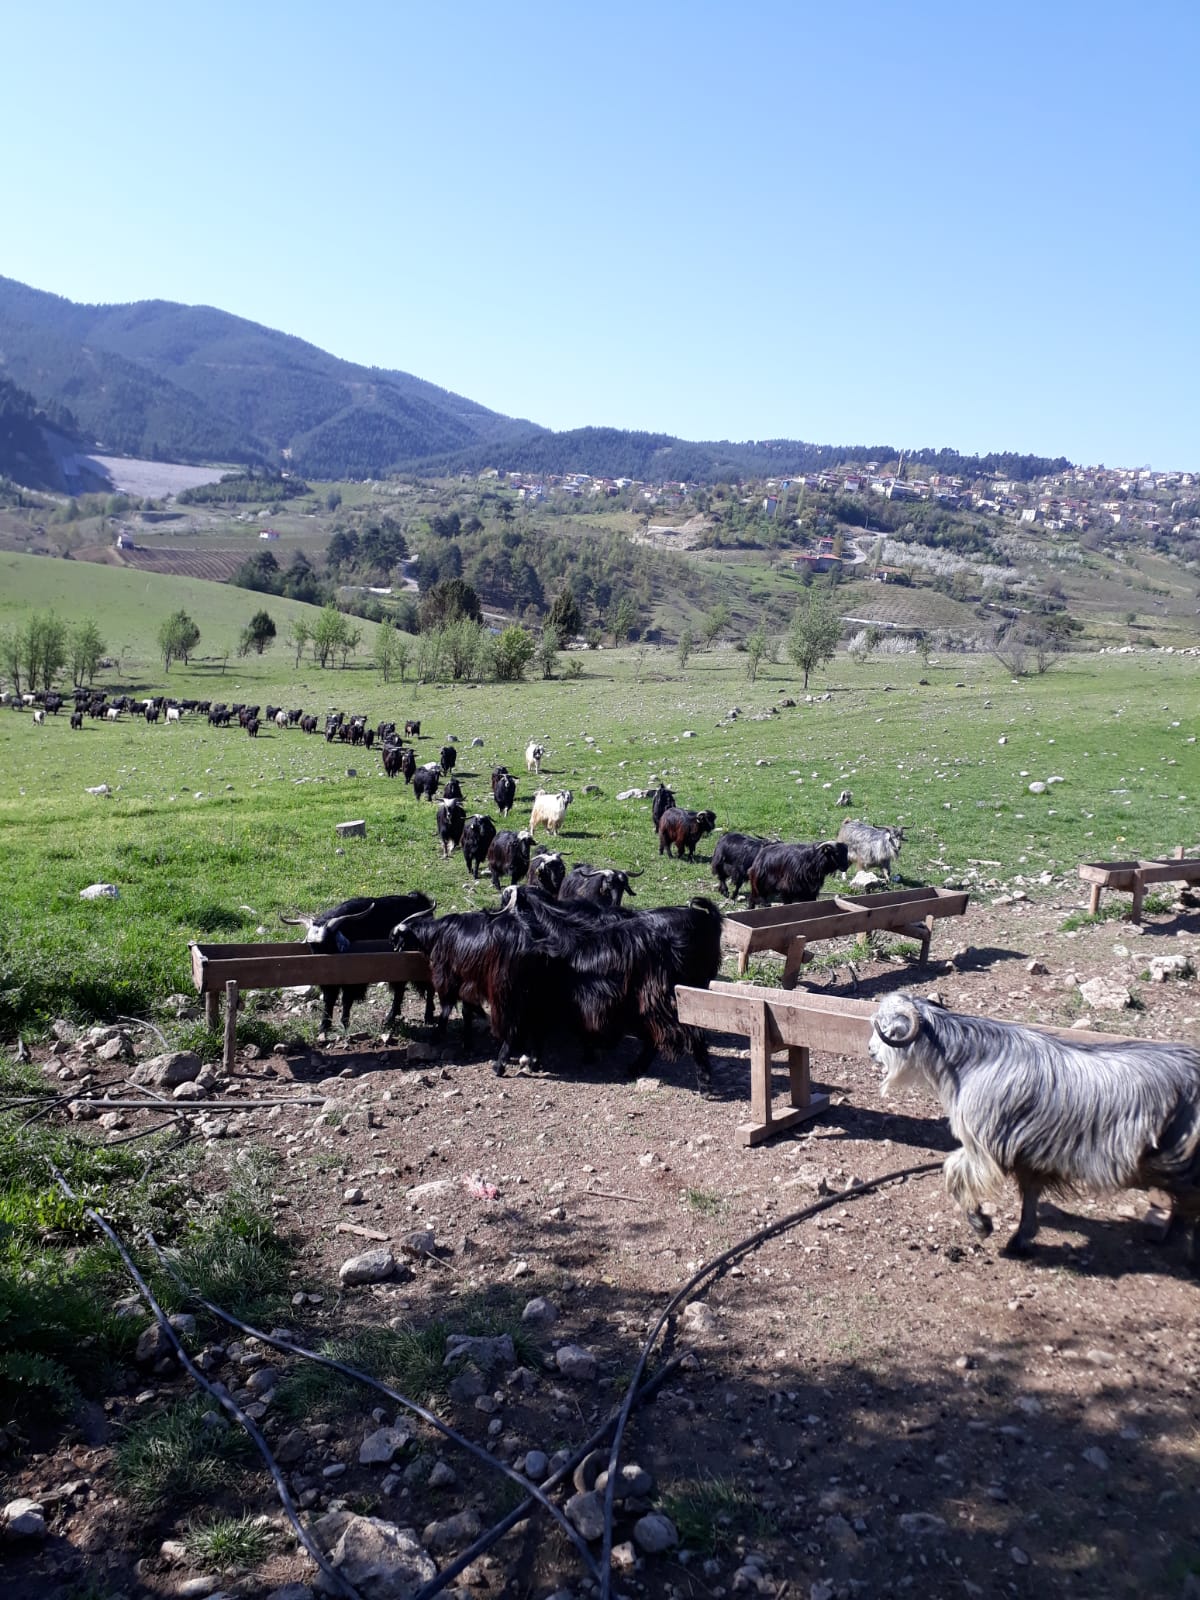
[6,889,1200,1600]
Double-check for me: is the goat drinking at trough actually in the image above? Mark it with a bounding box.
[746,839,848,906]
[869,992,1200,1263]
[837,819,906,882]
[281,893,436,1034]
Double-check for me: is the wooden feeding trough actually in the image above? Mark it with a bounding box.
[677,982,874,1145]
[1078,848,1200,922]
[189,941,431,1071]
[721,886,969,987]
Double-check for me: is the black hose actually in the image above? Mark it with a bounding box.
[145,1235,602,1586]
[48,1164,363,1600]
[597,1158,943,1593]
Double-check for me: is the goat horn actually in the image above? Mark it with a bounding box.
[324,903,377,933]
[279,915,310,927]
[625,867,645,878]
[873,1001,921,1047]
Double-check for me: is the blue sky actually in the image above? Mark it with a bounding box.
[5,1,1197,467]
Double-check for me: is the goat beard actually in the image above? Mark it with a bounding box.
[869,1038,935,1098]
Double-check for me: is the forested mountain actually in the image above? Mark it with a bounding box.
[0,277,530,476]
[405,426,1072,485]
[0,275,1072,487]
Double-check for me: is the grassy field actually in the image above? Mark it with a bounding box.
[1,549,1197,1034]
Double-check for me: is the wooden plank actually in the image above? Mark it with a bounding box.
[204,991,220,1031]
[738,1094,829,1147]
[194,951,431,992]
[723,890,968,961]
[1133,859,1200,884]
[748,1001,771,1130]
[192,941,306,958]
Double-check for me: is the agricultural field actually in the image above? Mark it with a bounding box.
[1,556,1199,1600]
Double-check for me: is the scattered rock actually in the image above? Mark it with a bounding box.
[564,1490,606,1541]
[681,1302,719,1337]
[275,1429,310,1465]
[315,1514,436,1597]
[359,1425,413,1466]
[555,1344,598,1381]
[336,820,366,838]
[428,1460,457,1489]
[632,1512,678,1554]
[1082,1446,1110,1471]
[522,1449,549,1481]
[1078,976,1132,1011]
[423,1509,483,1554]
[1148,953,1194,983]
[597,1462,654,1501]
[3,1498,46,1538]
[1027,959,1050,976]
[134,1051,202,1088]
[338,1250,396,1287]
[521,1296,558,1327]
[444,1334,515,1371]
[898,1512,948,1537]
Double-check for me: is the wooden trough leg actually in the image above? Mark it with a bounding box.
[1131,874,1145,925]
[781,936,808,990]
[204,990,220,1032]
[1088,883,1102,916]
[737,1002,832,1148]
[737,948,750,977]
[223,979,239,1074]
[920,913,934,965]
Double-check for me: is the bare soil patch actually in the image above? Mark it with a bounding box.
[7,895,1200,1600]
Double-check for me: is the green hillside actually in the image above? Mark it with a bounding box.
[0,277,528,478]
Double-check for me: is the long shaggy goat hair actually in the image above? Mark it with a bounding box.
[869,992,1200,1261]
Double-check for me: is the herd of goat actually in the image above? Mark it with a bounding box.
[12,685,1200,1266]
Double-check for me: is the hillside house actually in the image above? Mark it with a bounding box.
[259,528,280,541]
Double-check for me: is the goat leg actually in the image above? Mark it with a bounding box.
[1003,1182,1043,1254]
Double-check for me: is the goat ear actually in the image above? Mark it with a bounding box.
[873,999,921,1047]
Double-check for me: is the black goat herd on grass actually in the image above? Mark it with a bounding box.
[15,687,1200,1267]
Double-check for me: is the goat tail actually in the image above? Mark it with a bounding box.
[943,1141,1007,1213]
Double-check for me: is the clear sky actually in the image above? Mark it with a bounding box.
[5,1,1198,467]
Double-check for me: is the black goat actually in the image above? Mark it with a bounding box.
[649,784,676,828]
[559,863,642,908]
[280,893,436,1033]
[462,814,498,880]
[491,766,517,816]
[747,840,849,907]
[487,828,533,889]
[657,806,717,860]
[412,764,441,802]
[436,797,467,858]
[711,832,771,898]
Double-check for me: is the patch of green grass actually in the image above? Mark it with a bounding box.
[182,1513,273,1570]
[1059,891,1177,932]
[159,1155,292,1323]
[273,1323,448,1420]
[662,1472,778,1555]
[684,1187,724,1218]
[115,1396,252,1513]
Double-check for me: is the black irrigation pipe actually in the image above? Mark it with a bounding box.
[597,1157,944,1597]
[144,1235,604,1587]
[47,1164,362,1600]
[411,1351,689,1600]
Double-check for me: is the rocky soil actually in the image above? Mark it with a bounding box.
[4,887,1200,1600]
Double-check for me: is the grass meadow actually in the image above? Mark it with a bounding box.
[1,548,1197,1036]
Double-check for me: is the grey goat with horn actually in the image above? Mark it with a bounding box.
[869,992,1200,1264]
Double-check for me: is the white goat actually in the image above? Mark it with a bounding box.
[525,740,546,775]
[529,789,573,836]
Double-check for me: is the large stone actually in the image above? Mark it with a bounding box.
[275,1429,310,1465]
[898,1512,948,1537]
[1148,952,1194,983]
[633,1512,678,1554]
[555,1344,597,1381]
[564,1490,606,1541]
[443,1333,514,1371]
[3,1498,46,1538]
[597,1462,654,1501]
[1078,977,1132,1011]
[360,1425,414,1466]
[422,1510,483,1554]
[338,1250,395,1287]
[521,1296,558,1327]
[134,1051,202,1088]
[79,882,118,899]
[315,1515,435,1598]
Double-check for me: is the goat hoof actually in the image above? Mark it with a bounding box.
[1002,1233,1035,1257]
[492,1062,507,1077]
